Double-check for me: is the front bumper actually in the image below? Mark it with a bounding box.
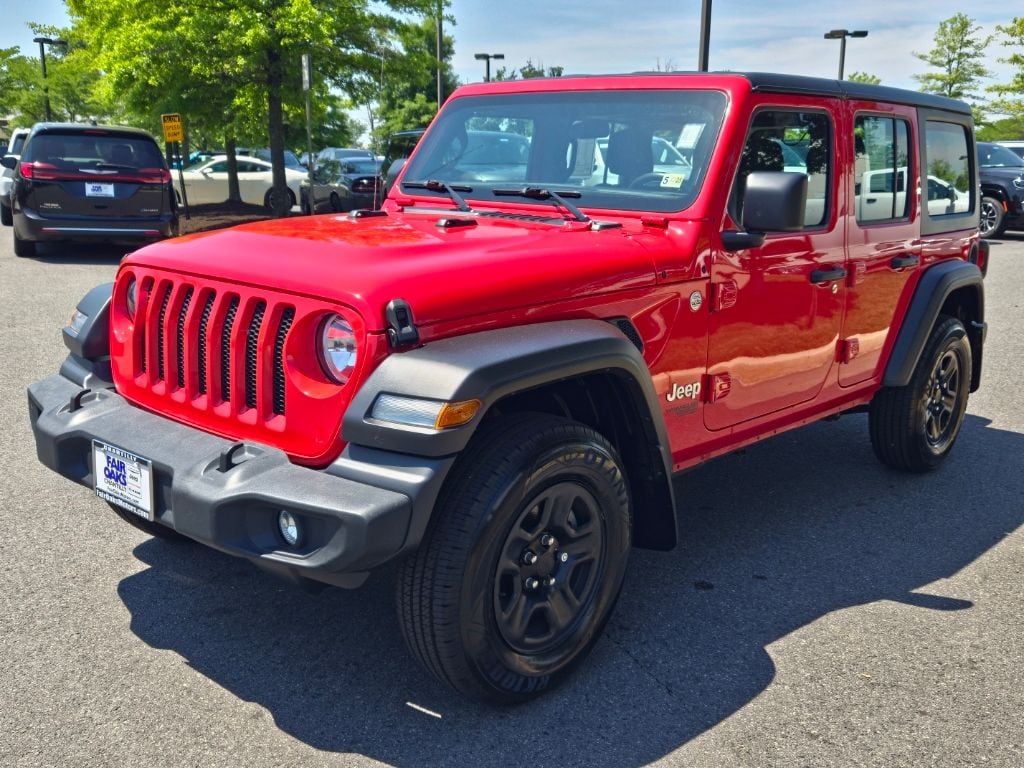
[28,373,450,588]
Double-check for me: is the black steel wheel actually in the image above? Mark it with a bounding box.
[979,196,1005,239]
[869,316,971,472]
[397,413,631,704]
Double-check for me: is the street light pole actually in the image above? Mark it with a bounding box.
[33,37,68,122]
[473,53,504,82]
[823,29,868,80]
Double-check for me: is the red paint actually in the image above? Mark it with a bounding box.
[110,73,980,468]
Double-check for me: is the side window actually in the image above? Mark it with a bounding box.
[732,110,832,228]
[208,161,229,173]
[855,115,911,223]
[924,120,973,217]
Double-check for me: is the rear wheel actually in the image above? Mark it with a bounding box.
[263,188,296,213]
[397,414,631,704]
[979,196,1005,238]
[107,503,192,542]
[869,316,971,472]
[329,192,342,212]
[13,229,35,258]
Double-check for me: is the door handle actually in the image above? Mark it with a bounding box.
[810,267,847,284]
[890,255,919,269]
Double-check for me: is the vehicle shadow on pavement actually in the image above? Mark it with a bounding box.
[22,241,136,265]
[117,413,1024,766]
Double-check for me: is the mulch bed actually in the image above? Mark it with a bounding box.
[177,200,295,235]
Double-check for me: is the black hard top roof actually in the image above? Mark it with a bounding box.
[539,71,973,117]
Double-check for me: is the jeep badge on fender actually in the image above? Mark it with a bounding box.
[27,72,987,705]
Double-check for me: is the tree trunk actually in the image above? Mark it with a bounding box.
[225,133,241,203]
[267,47,289,218]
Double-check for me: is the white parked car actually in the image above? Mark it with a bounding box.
[173,155,305,210]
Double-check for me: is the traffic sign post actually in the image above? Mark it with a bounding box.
[162,113,189,221]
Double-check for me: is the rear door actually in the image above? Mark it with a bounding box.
[22,130,170,219]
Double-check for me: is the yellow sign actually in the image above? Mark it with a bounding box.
[161,113,184,143]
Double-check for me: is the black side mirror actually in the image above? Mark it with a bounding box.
[1,155,17,170]
[722,171,807,252]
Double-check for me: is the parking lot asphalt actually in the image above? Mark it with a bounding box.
[1,234,1022,767]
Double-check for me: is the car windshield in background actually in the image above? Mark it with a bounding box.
[400,89,727,213]
[978,143,1024,168]
[26,133,164,169]
[343,160,381,175]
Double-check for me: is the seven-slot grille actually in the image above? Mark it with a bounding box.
[135,278,294,417]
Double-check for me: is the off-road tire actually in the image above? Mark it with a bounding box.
[396,413,632,704]
[13,230,35,258]
[869,316,971,472]
[107,503,192,543]
[979,196,1005,239]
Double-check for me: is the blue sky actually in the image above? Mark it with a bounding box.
[3,0,1016,94]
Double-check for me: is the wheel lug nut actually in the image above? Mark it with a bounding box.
[524,577,540,590]
[560,552,569,563]
[522,549,538,565]
[545,575,556,587]
[540,533,556,548]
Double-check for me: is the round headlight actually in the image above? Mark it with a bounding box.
[126,277,137,319]
[318,313,357,384]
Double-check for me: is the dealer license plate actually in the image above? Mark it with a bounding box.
[85,182,115,197]
[92,440,154,521]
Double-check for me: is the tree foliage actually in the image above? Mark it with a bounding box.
[493,60,564,81]
[913,13,993,102]
[987,16,1024,120]
[68,0,443,215]
[847,71,881,85]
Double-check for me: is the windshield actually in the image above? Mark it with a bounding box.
[978,143,1024,168]
[400,89,727,214]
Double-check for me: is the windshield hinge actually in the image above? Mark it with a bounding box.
[385,298,420,348]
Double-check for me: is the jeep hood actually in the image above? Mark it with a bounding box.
[125,211,666,331]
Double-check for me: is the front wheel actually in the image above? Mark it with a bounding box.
[979,196,1005,239]
[869,316,971,472]
[396,414,631,704]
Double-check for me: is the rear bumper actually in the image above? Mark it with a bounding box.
[14,206,177,243]
[28,372,452,588]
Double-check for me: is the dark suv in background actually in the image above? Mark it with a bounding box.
[977,141,1024,238]
[2,123,177,257]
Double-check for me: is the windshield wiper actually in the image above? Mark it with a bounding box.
[402,179,473,212]
[492,187,589,223]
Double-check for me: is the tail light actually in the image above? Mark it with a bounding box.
[137,168,172,184]
[351,177,378,194]
[20,161,59,180]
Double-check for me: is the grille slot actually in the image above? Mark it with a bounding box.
[175,288,194,388]
[197,293,215,395]
[272,308,295,416]
[220,297,239,401]
[245,302,267,409]
[156,285,171,381]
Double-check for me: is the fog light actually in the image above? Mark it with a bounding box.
[278,511,301,547]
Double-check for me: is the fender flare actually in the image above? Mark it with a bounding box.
[883,260,984,389]
[342,319,677,550]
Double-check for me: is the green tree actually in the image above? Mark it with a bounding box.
[70,0,442,215]
[913,14,993,102]
[370,15,458,149]
[493,60,564,81]
[847,71,881,85]
[987,17,1024,121]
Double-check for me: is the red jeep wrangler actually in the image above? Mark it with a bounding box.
[28,73,987,704]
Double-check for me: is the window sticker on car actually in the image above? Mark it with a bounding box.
[86,182,115,197]
[661,174,685,188]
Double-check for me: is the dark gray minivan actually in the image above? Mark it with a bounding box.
[3,123,177,257]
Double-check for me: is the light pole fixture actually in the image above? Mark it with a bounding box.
[823,29,867,80]
[33,36,68,122]
[473,52,504,82]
